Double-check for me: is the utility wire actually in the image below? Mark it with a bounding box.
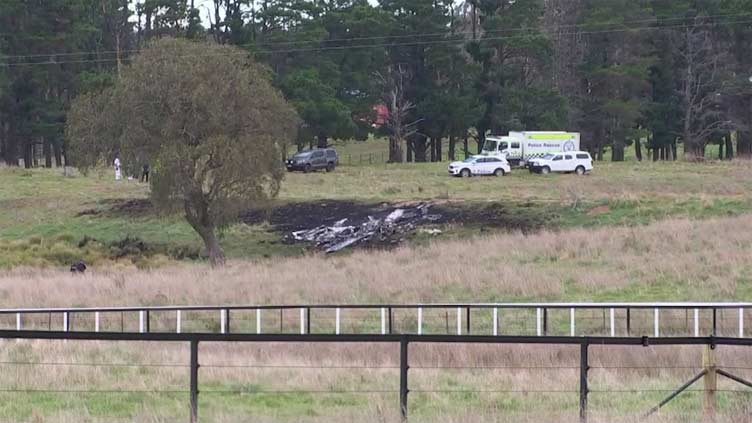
[0,361,187,368]
[0,388,188,394]
[2,18,752,67]
[1,11,750,60]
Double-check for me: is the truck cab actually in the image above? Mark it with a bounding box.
[482,136,523,166]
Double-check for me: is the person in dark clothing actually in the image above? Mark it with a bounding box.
[141,163,150,183]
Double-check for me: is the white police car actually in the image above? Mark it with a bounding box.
[528,151,593,175]
[448,155,511,177]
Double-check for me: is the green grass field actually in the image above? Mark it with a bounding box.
[2,139,752,268]
[2,141,752,422]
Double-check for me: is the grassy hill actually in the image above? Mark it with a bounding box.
[2,154,752,268]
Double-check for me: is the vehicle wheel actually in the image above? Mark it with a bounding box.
[493,168,505,177]
[575,166,585,175]
[541,166,551,175]
[304,164,312,173]
[460,168,472,178]
[326,163,335,172]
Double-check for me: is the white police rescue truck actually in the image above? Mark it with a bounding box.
[481,131,580,167]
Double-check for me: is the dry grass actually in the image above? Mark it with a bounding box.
[1,215,751,420]
[1,213,751,309]
[0,340,751,422]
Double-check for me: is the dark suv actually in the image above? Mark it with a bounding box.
[286,148,338,173]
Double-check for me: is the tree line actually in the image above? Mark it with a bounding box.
[1,0,751,167]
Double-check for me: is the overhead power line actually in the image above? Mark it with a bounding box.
[1,18,751,68]
[0,11,749,61]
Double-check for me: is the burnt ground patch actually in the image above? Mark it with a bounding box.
[240,200,558,235]
[80,197,558,235]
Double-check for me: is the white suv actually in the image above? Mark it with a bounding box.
[449,155,511,177]
[528,151,593,175]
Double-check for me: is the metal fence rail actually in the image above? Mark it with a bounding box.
[1,302,751,338]
[0,330,751,423]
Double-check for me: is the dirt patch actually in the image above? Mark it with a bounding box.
[587,205,611,216]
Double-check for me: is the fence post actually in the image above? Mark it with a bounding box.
[626,308,631,336]
[400,338,409,421]
[190,340,199,423]
[579,340,589,423]
[703,343,717,420]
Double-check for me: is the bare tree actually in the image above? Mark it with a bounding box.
[677,24,732,160]
[375,64,420,163]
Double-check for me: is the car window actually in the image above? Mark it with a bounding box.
[565,155,573,160]
[553,155,563,161]
[511,142,520,149]
[487,158,501,162]
[463,157,478,163]
[312,151,324,158]
[326,150,336,158]
[499,142,508,150]
[576,153,590,159]
[542,153,555,160]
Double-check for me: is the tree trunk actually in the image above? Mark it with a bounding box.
[412,135,427,162]
[184,199,226,267]
[652,142,659,161]
[718,141,723,161]
[635,138,642,161]
[463,134,469,159]
[1,124,19,166]
[200,227,225,267]
[317,133,328,149]
[738,131,752,158]
[611,141,624,162]
[725,134,733,160]
[477,132,485,154]
[406,138,413,162]
[23,143,32,169]
[44,138,52,168]
[449,134,456,161]
[436,136,442,162]
[428,137,436,162]
[388,136,403,163]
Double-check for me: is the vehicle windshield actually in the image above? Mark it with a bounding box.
[463,157,478,163]
[483,140,498,152]
[541,153,556,160]
[293,151,313,159]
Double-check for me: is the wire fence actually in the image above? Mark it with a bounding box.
[0,332,749,422]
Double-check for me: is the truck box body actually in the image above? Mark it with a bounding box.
[482,131,580,166]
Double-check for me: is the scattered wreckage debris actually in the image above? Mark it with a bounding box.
[287,203,442,253]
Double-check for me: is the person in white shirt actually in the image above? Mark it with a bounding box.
[114,156,122,181]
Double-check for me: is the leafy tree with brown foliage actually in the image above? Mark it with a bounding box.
[67,38,298,266]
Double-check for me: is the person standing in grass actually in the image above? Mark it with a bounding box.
[114,155,122,181]
[141,163,150,183]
